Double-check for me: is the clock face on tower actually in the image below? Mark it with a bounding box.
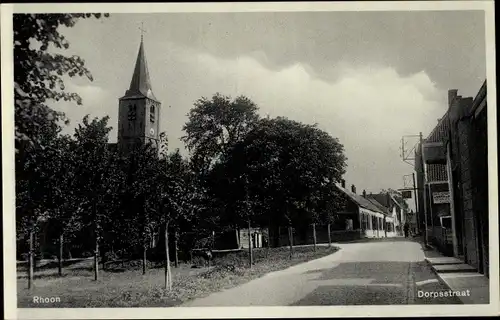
[150,128,155,136]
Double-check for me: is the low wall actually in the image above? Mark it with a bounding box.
[274,227,364,246]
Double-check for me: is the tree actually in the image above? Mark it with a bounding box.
[217,117,348,256]
[15,113,65,288]
[72,115,122,280]
[41,134,83,276]
[151,143,196,290]
[14,13,109,152]
[182,93,260,174]
[126,142,162,275]
[14,13,108,283]
[315,186,347,248]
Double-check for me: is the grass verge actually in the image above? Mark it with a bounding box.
[17,245,338,307]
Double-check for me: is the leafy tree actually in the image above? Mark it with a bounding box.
[181,94,260,259]
[14,13,109,152]
[160,151,190,289]
[182,93,260,174]
[218,117,347,256]
[15,124,60,288]
[40,134,84,276]
[150,143,196,290]
[14,13,108,283]
[314,186,346,248]
[124,142,162,275]
[72,115,122,280]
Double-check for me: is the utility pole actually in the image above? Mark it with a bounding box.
[400,132,427,244]
[412,172,419,229]
[419,132,428,245]
[244,174,253,267]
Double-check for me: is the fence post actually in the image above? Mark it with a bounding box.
[312,223,317,251]
[174,231,179,268]
[327,223,332,247]
[28,230,34,289]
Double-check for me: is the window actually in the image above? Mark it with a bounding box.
[345,219,353,231]
[150,104,155,123]
[128,104,137,121]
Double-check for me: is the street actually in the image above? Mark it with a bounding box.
[181,239,462,306]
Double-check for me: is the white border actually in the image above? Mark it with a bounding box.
[1,1,497,319]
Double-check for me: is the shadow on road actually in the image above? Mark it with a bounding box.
[333,236,416,244]
[295,261,462,306]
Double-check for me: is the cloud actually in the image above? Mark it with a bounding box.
[181,49,444,140]
[51,82,116,138]
[50,41,447,201]
[174,48,446,196]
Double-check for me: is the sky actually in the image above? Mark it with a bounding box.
[46,10,486,210]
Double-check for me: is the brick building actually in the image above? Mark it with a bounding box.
[415,80,489,277]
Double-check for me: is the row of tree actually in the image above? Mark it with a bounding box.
[14,14,349,291]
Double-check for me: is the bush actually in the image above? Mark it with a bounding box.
[104,251,119,261]
[81,251,94,258]
[191,256,207,268]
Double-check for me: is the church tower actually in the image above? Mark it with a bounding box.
[118,36,161,155]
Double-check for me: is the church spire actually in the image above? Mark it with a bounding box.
[123,35,157,100]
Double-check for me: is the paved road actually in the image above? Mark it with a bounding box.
[181,239,462,306]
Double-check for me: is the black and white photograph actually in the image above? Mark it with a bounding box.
[1,1,498,319]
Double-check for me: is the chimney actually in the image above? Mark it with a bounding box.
[448,89,458,108]
[362,190,367,198]
[341,179,345,188]
[351,185,356,194]
[450,96,473,125]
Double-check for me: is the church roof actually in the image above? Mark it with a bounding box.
[121,38,157,101]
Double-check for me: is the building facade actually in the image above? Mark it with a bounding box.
[335,181,397,239]
[416,80,489,277]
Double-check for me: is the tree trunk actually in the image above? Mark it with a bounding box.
[142,243,147,275]
[174,231,179,268]
[248,219,253,267]
[212,231,216,250]
[58,233,63,276]
[288,226,293,260]
[312,223,317,252]
[266,228,271,258]
[164,222,172,290]
[94,238,99,281]
[278,225,281,247]
[28,230,34,289]
[327,223,332,247]
[236,228,240,248]
[101,242,107,271]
